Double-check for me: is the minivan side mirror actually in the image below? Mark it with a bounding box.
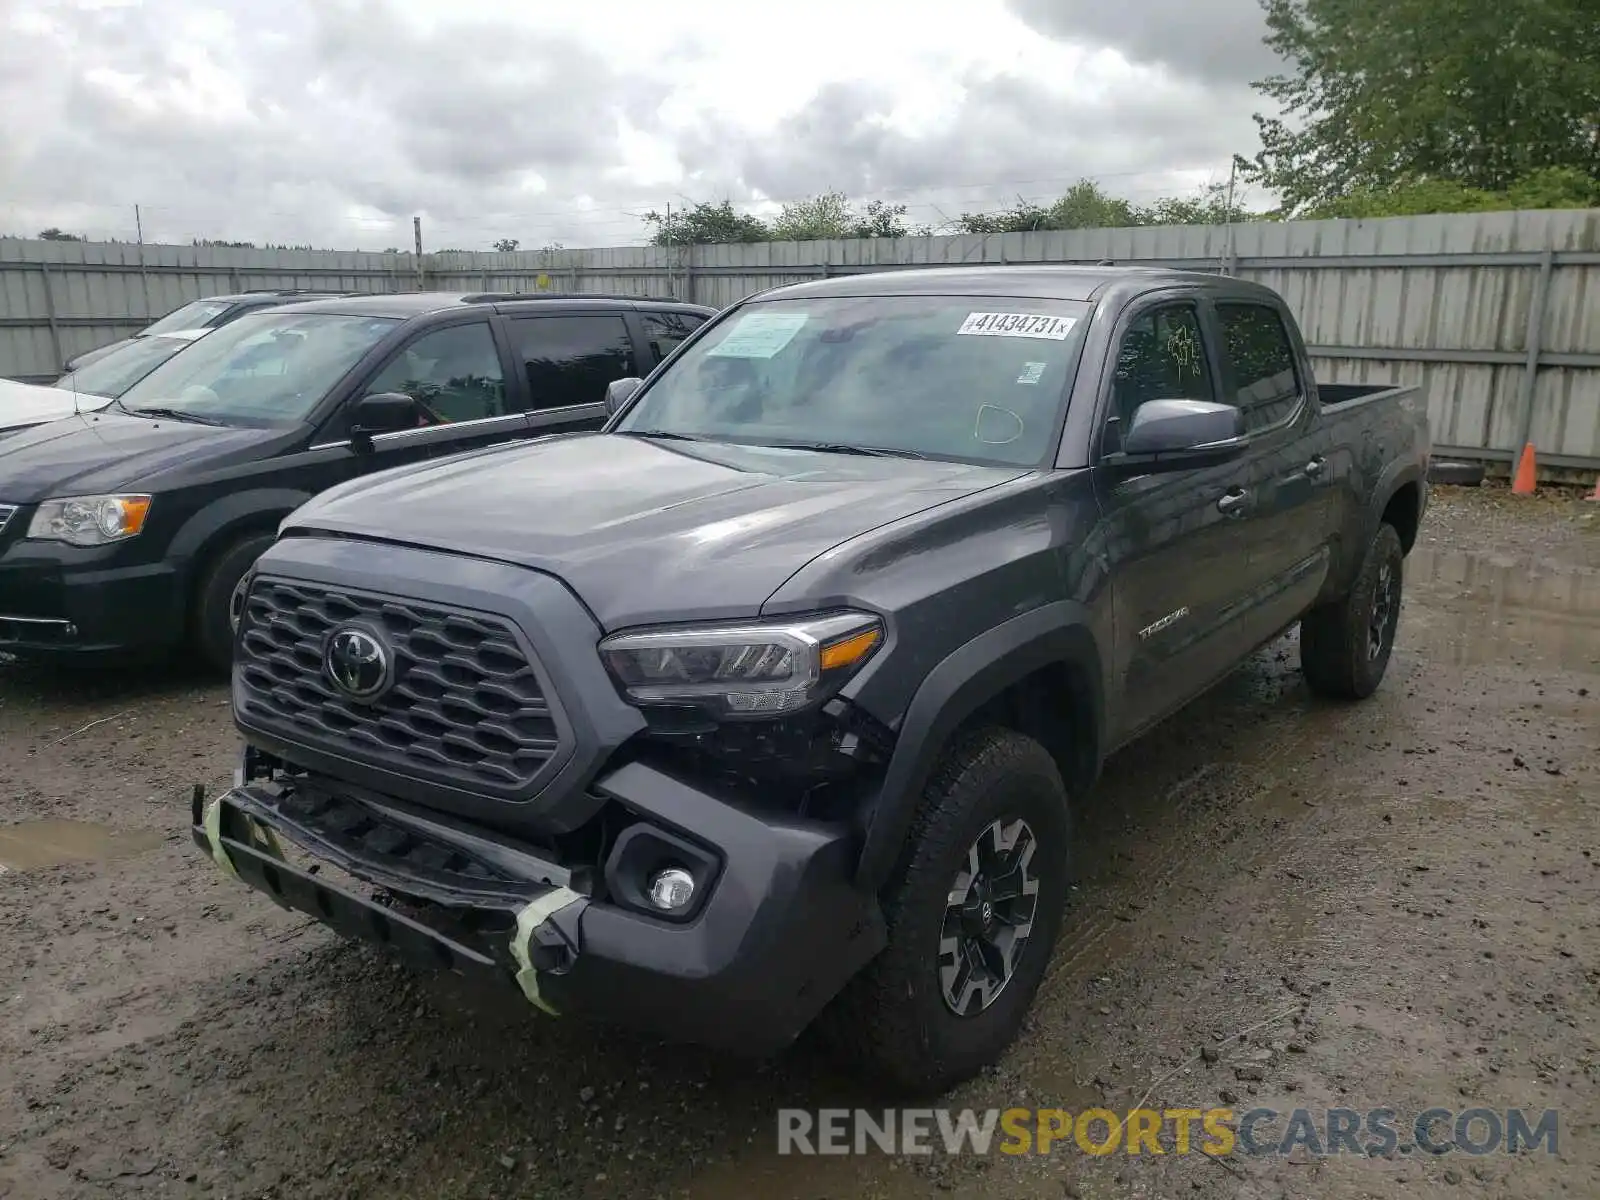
[349,391,419,451]
[605,377,643,416]
[1110,399,1248,472]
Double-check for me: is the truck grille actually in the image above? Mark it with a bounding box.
[0,504,17,536]
[237,578,564,796]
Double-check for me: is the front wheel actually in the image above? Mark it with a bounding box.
[825,727,1070,1095]
[192,532,275,673]
[1299,521,1405,699]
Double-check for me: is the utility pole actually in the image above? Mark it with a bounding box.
[134,204,144,246]
[413,215,424,290]
[1222,159,1238,276]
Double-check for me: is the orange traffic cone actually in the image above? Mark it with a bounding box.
[1511,442,1537,495]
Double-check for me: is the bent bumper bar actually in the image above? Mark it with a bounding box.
[192,764,886,1056]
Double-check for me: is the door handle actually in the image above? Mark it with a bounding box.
[1216,488,1250,516]
[1304,455,1326,477]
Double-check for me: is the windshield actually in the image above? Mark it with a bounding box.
[55,334,196,399]
[142,299,236,336]
[615,294,1092,466]
[117,313,400,427]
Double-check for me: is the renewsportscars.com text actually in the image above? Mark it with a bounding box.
[777,1106,1559,1158]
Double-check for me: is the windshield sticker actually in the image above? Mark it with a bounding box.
[1016,361,1047,385]
[706,312,809,359]
[957,312,1076,340]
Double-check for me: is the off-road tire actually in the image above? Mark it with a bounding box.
[193,532,274,673]
[1299,521,1405,700]
[823,727,1070,1096]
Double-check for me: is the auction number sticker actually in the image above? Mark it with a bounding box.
[957,312,1077,340]
[706,312,810,358]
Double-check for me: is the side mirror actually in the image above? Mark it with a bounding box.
[604,377,643,416]
[349,391,419,451]
[1112,399,1248,472]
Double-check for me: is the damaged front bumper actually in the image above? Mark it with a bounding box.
[191,761,886,1056]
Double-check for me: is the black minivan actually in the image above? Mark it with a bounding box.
[0,292,715,668]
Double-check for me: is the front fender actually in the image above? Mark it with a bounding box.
[167,488,313,566]
[854,602,1105,893]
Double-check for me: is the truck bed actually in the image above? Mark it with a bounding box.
[1319,382,1409,408]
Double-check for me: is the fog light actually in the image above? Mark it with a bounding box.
[647,867,696,912]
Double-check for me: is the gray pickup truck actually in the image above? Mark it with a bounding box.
[194,265,1430,1094]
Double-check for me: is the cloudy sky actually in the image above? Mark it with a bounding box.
[0,0,1281,251]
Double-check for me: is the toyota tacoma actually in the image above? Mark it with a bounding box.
[195,265,1430,1094]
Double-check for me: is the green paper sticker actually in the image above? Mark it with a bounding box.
[706,312,809,359]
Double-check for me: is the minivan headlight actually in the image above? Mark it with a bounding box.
[28,494,152,546]
[599,611,883,717]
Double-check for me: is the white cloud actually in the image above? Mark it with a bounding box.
[0,0,1277,250]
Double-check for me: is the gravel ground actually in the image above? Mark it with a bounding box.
[1,483,1596,1200]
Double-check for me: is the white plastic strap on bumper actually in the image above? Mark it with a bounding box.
[509,886,584,1016]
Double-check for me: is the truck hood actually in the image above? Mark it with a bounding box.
[0,409,274,502]
[284,433,1027,629]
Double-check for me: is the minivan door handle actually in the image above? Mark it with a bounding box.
[1216,488,1250,516]
[1304,455,1326,477]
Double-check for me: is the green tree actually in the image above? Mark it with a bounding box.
[37,227,84,241]
[771,190,856,240]
[492,238,520,252]
[646,200,770,245]
[1138,181,1256,226]
[1244,0,1600,215]
[850,199,916,238]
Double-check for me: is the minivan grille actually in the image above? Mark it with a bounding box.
[237,579,563,796]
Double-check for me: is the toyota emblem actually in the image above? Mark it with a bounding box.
[324,627,393,701]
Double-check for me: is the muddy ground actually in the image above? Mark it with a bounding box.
[1,483,1596,1200]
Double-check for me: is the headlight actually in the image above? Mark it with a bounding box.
[27,494,152,546]
[599,611,883,717]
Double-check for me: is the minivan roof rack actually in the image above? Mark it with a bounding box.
[458,291,687,305]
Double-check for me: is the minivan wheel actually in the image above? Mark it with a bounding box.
[1299,521,1405,700]
[193,532,275,674]
[823,727,1069,1096]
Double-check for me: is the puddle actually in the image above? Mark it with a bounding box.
[1404,548,1600,670]
[0,819,163,873]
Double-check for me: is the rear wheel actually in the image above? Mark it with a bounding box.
[1299,521,1405,699]
[192,532,275,673]
[824,727,1070,1095]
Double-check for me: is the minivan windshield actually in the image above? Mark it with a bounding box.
[55,333,197,399]
[142,299,235,336]
[614,295,1093,466]
[116,312,399,428]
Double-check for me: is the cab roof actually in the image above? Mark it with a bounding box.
[751,264,1270,304]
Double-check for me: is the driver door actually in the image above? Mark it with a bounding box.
[1092,297,1260,742]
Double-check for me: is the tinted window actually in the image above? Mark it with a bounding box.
[616,295,1091,467]
[1109,304,1215,426]
[143,299,236,336]
[363,321,507,422]
[640,310,706,365]
[118,313,399,427]
[1217,303,1300,430]
[511,315,635,412]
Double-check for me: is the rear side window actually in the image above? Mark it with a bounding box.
[510,315,636,412]
[1217,303,1300,430]
[640,310,706,365]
